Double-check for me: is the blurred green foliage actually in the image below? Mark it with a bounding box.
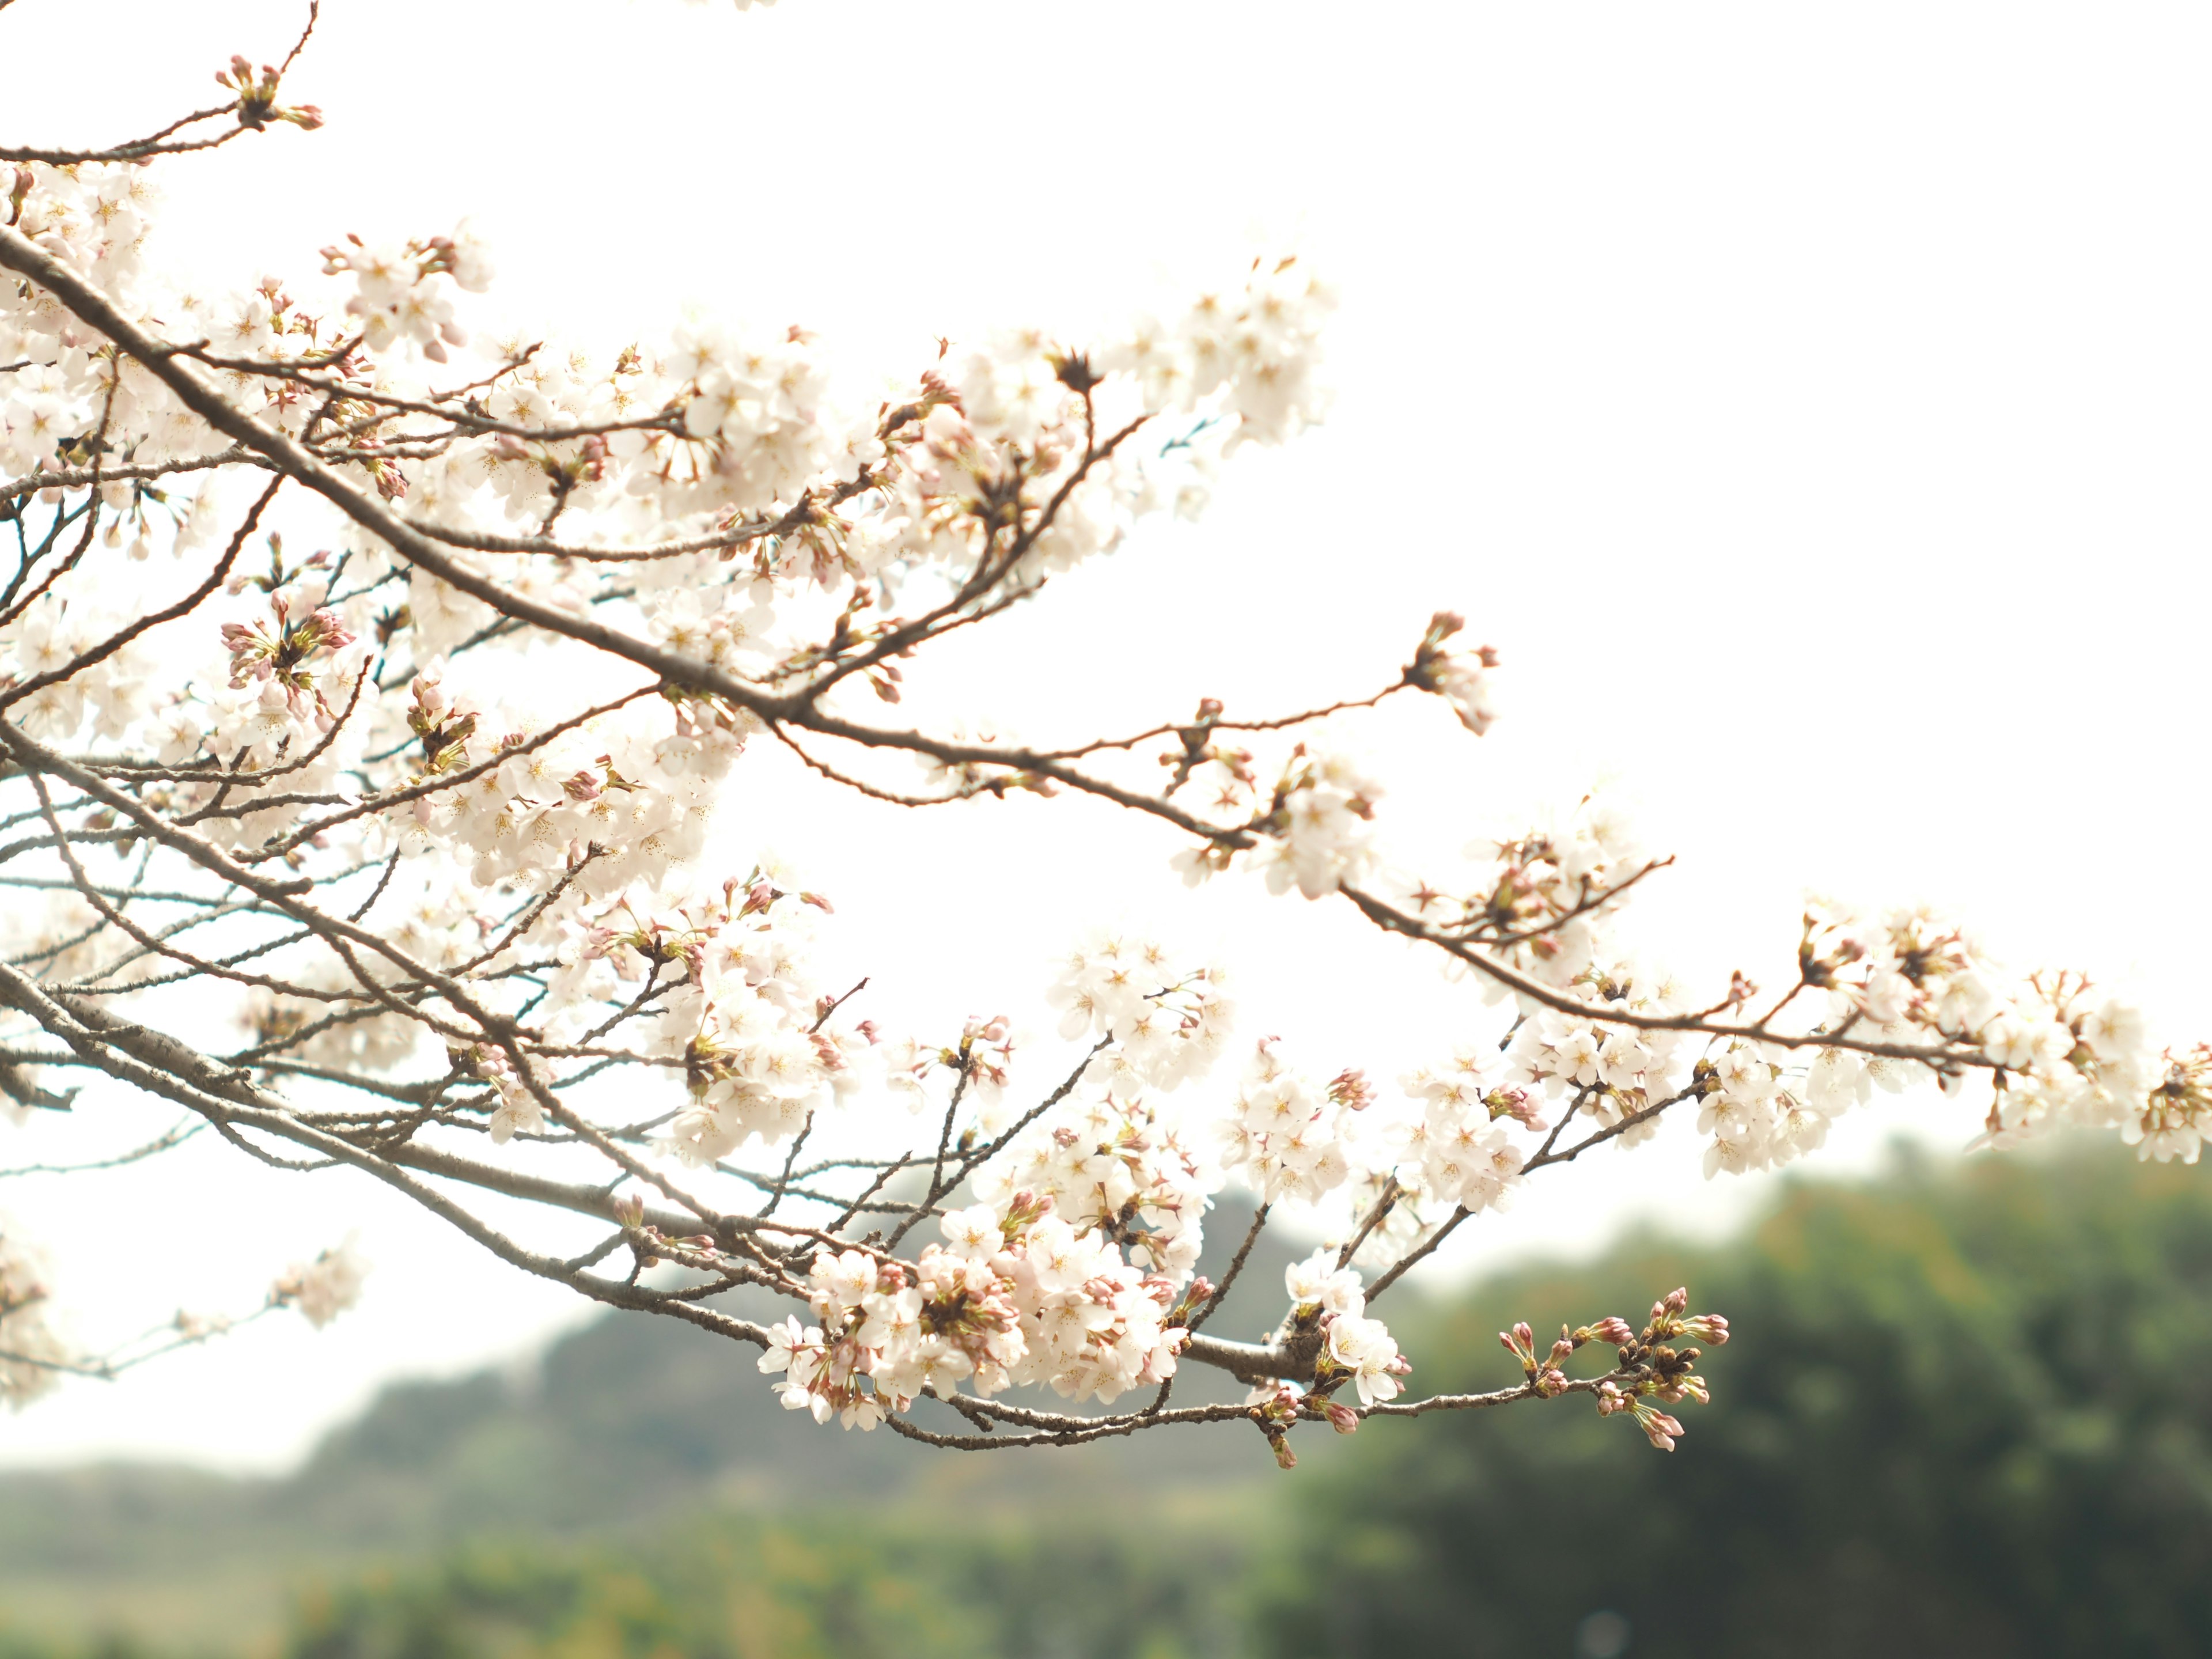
[9,1150,2212,1658]
[282,1519,1251,1659]
[1259,1145,2212,1658]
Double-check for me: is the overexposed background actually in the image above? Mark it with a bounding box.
[2,0,2207,1469]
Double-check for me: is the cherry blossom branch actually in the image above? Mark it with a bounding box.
[1340,885,1997,1073]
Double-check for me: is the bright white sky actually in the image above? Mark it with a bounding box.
[2,0,2209,1471]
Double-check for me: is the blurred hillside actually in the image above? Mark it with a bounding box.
[10,1152,2212,1658]
[0,1200,1306,1650]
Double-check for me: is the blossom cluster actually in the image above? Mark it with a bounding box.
[219,571,358,728]
[1167,742,1390,902]
[1213,1038,1366,1208]
[1588,1287,1729,1450]
[0,1222,64,1407]
[2,588,156,743]
[1252,749,1387,902]
[1506,973,1682,1147]
[1785,906,2184,1157]
[1,162,157,368]
[978,1089,1213,1281]
[320,226,493,361]
[383,672,742,896]
[4,141,1332,713]
[1493,1286,1728,1452]
[1395,1047,1539,1214]
[1236,1252,1410,1467]
[1403,610,1499,736]
[760,1196,1190,1427]
[271,1237,369,1328]
[555,876,872,1160]
[1287,1249,1408,1408]
[1045,931,1236,1097]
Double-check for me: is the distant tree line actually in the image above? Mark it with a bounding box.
[6,1145,2209,1659]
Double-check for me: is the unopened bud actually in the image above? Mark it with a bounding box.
[1270,1433,1298,1470]
[1171,1275,1215,1324]
[1324,1403,1360,1435]
[1326,1067,1377,1111]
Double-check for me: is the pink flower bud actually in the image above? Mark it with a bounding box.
[1324,1403,1360,1435]
[1270,1434,1298,1470]
[1326,1068,1377,1111]
[1664,1286,1689,1313]
[1684,1313,1729,1344]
